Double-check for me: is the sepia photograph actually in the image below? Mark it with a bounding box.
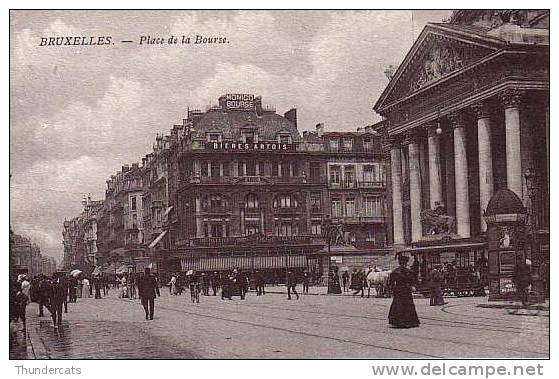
[8,8,549,366]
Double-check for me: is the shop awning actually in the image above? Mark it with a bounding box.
[149,230,168,248]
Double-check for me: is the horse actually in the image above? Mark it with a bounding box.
[365,268,392,298]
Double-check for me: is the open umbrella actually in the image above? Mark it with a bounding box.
[185,269,194,276]
[71,270,83,277]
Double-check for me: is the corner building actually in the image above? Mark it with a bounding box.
[155,94,389,282]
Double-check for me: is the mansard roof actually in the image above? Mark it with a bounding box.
[191,109,301,142]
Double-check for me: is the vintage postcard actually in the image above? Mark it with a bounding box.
[9,9,549,367]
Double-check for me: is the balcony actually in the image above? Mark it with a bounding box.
[329,180,385,189]
[331,215,385,224]
[189,234,322,248]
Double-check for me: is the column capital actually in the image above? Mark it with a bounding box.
[472,101,493,120]
[501,89,525,109]
[388,136,402,150]
[401,130,421,145]
[448,111,468,129]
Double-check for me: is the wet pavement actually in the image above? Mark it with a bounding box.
[9,288,549,359]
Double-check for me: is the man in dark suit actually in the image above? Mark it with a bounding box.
[138,268,160,320]
[49,273,67,328]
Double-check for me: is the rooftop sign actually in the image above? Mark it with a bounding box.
[224,94,255,111]
[206,142,292,151]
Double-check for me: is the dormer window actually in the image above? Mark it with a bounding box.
[329,139,339,151]
[342,138,353,152]
[278,134,291,144]
[242,130,256,144]
[207,133,222,142]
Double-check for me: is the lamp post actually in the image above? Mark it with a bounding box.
[524,168,538,230]
[322,215,333,293]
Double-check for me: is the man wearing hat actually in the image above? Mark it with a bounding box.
[137,268,160,320]
[49,272,68,328]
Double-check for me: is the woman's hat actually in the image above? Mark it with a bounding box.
[397,253,410,264]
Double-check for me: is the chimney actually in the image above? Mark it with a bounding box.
[132,163,139,170]
[315,123,324,137]
[284,108,297,129]
[122,164,130,172]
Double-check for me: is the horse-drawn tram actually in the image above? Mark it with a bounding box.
[404,239,488,297]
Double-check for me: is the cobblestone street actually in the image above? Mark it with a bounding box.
[11,287,549,359]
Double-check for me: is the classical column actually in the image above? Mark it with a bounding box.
[502,90,523,198]
[474,102,494,232]
[405,133,423,242]
[450,111,471,238]
[389,139,405,245]
[426,124,442,209]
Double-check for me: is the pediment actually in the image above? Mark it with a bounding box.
[375,25,502,112]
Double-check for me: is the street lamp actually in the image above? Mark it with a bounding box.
[524,167,538,229]
[322,215,334,293]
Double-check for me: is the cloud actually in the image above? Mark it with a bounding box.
[10,10,451,262]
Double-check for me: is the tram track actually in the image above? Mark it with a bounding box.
[107,296,547,358]
[228,298,549,335]
[106,297,441,358]
[197,299,548,356]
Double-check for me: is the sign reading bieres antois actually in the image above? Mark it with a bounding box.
[207,142,292,151]
[225,94,255,110]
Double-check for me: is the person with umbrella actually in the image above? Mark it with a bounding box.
[137,267,160,320]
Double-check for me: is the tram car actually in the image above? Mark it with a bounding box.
[411,244,488,297]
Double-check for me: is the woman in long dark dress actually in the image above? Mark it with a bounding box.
[388,254,420,328]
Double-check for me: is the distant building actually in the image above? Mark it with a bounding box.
[10,229,55,277]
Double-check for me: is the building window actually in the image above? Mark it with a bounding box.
[310,193,321,212]
[310,162,321,183]
[245,225,259,235]
[211,161,220,177]
[272,162,280,177]
[275,223,298,236]
[132,214,137,229]
[246,161,256,176]
[201,161,209,177]
[273,194,298,209]
[210,223,224,238]
[363,165,376,183]
[329,165,341,185]
[207,133,222,142]
[329,139,339,151]
[311,222,322,235]
[291,162,299,177]
[345,198,355,217]
[331,199,342,218]
[342,138,353,152]
[131,196,137,211]
[243,131,255,144]
[364,197,383,217]
[245,193,259,208]
[203,194,227,210]
[344,166,355,187]
[279,134,291,144]
[363,138,373,152]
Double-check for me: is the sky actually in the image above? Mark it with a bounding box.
[10,10,452,262]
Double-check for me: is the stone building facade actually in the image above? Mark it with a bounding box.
[373,10,549,273]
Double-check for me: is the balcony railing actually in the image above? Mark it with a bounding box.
[189,234,322,247]
[329,180,385,189]
[331,215,385,223]
[185,175,323,185]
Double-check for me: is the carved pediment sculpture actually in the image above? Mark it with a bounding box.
[420,202,456,235]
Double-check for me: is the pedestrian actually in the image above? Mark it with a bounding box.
[169,274,177,295]
[49,273,67,328]
[513,259,532,306]
[68,276,78,303]
[93,276,102,299]
[287,270,299,300]
[538,259,549,297]
[388,253,420,328]
[239,271,249,300]
[188,272,200,303]
[77,278,83,298]
[341,271,349,292]
[137,268,161,320]
[37,275,51,317]
[351,269,364,297]
[20,276,31,301]
[429,264,445,306]
[211,272,219,296]
[82,277,91,298]
[221,273,232,300]
[10,280,29,331]
[60,274,69,313]
[302,270,310,294]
